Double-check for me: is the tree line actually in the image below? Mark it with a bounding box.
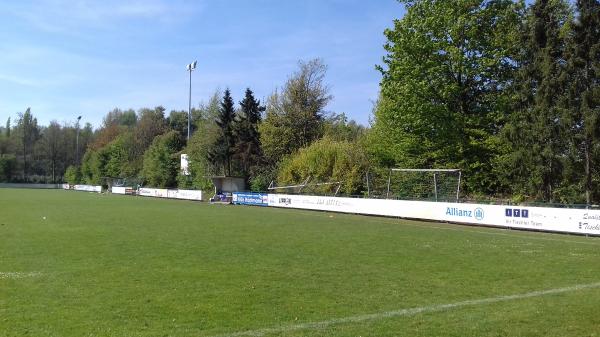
[1,0,597,205]
[0,108,94,183]
[0,59,365,194]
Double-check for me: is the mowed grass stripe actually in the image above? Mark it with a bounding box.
[1,189,599,337]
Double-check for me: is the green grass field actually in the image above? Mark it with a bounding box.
[1,188,600,337]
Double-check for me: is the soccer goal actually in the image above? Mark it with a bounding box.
[268,176,343,196]
[370,168,461,202]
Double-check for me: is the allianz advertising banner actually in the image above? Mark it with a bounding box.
[267,194,600,236]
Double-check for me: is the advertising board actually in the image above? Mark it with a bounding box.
[138,188,202,201]
[167,189,203,200]
[181,154,190,176]
[232,192,268,206]
[111,186,131,195]
[267,194,600,236]
[73,185,102,193]
[138,188,169,198]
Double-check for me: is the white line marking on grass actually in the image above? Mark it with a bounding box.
[0,271,41,279]
[211,282,600,337]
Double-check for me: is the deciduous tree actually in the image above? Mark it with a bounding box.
[16,108,40,180]
[371,0,522,195]
[142,131,183,188]
[260,59,332,164]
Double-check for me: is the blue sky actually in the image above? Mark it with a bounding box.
[0,0,403,129]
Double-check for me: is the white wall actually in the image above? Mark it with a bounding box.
[139,188,169,198]
[0,183,63,189]
[171,189,203,201]
[72,185,102,193]
[111,186,132,194]
[267,194,600,236]
[138,188,202,201]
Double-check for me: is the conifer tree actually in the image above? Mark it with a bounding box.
[563,0,600,203]
[234,88,265,177]
[208,89,236,176]
[501,0,571,201]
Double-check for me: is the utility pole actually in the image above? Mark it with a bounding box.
[186,60,197,141]
[76,115,82,165]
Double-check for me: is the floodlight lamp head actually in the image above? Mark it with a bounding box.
[192,60,197,69]
[77,115,82,120]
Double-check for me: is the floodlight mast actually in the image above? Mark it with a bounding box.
[76,115,82,165]
[186,60,197,141]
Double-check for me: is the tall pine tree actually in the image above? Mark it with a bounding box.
[562,0,600,204]
[233,88,264,177]
[501,0,571,202]
[208,89,236,176]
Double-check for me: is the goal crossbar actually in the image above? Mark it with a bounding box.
[390,169,461,172]
[268,176,343,196]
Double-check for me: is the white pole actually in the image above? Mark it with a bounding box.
[456,171,462,202]
[433,173,438,202]
[386,169,392,199]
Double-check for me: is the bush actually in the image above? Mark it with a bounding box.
[277,137,369,195]
[249,166,276,192]
[142,131,183,188]
[64,165,81,185]
[0,154,17,182]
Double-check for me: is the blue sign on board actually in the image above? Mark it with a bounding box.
[232,192,268,206]
[505,208,529,219]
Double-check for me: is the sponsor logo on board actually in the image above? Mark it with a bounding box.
[505,208,529,218]
[279,197,292,206]
[578,222,600,231]
[579,213,600,232]
[446,207,484,220]
[474,208,484,220]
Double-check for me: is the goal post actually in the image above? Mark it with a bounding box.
[382,168,461,202]
[266,169,461,202]
[268,176,343,196]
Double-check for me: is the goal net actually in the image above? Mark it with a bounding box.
[268,176,343,196]
[366,168,461,202]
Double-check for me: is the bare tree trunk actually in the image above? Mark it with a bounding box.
[52,159,56,183]
[22,147,26,181]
